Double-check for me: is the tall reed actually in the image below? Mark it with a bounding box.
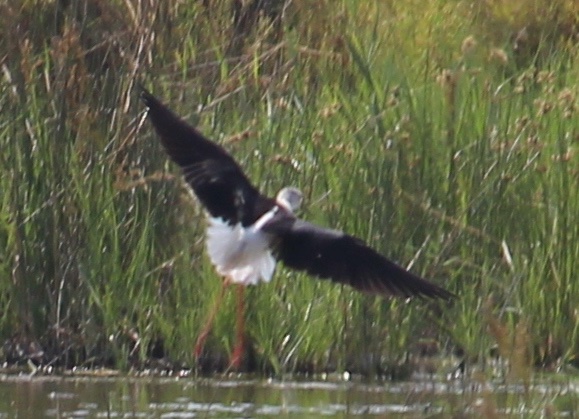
[0,0,576,379]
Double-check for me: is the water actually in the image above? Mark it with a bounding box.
[0,372,576,417]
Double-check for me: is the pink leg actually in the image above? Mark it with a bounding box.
[194,280,228,361]
[229,284,246,369]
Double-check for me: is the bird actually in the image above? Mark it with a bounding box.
[139,86,454,369]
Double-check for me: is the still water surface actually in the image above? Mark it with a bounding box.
[0,372,576,417]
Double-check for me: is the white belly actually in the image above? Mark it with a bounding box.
[206,214,276,285]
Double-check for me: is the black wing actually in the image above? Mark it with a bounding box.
[140,87,274,226]
[266,218,454,300]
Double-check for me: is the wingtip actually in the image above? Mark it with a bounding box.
[136,82,157,109]
[390,284,455,302]
[386,273,456,302]
[425,285,456,303]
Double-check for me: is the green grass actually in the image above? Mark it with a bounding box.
[0,0,577,390]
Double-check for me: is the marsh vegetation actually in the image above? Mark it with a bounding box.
[0,1,577,394]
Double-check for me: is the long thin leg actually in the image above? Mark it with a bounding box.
[229,284,246,369]
[194,280,229,361]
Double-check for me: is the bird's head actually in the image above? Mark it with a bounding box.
[276,187,303,213]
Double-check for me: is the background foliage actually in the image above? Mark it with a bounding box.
[0,0,577,376]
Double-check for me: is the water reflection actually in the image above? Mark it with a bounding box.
[0,373,575,417]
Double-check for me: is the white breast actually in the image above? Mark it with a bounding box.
[206,209,278,285]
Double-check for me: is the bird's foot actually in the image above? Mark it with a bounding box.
[228,341,244,370]
[194,329,210,361]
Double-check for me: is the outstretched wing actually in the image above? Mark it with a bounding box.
[266,218,454,300]
[140,87,274,226]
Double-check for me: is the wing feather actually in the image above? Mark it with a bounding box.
[140,87,273,226]
[266,219,454,300]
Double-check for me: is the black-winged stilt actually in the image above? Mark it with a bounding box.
[139,87,454,369]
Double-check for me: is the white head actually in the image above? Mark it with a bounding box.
[276,187,303,213]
